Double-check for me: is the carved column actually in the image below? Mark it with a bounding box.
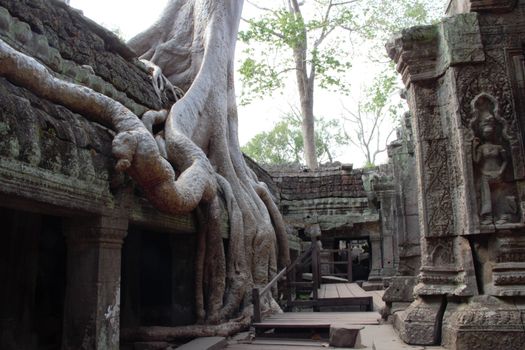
[62,215,128,350]
[383,112,421,316]
[387,12,484,345]
[365,235,383,287]
[362,169,397,290]
[388,1,525,348]
[378,189,396,278]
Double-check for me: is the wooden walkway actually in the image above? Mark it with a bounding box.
[300,282,374,311]
[253,311,380,329]
[254,284,378,335]
[317,283,385,311]
[249,284,385,347]
[252,311,380,339]
[318,283,366,298]
[227,324,447,349]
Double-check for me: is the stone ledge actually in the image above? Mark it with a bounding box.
[0,156,114,214]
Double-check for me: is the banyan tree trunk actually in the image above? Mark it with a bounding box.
[127,0,290,327]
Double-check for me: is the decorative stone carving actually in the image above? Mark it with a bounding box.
[470,93,517,225]
[485,231,525,296]
[442,296,525,350]
[386,13,484,87]
[383,105,421,318]
[388,1,525,349]
[393,297,446,345]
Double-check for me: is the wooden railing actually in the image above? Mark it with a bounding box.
[287,242,319,307]
[319,247,353,282]
[252,238,320,323]
[252,242,371,322]
[252,266,287,323]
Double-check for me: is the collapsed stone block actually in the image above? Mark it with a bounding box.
[329,325,363,348]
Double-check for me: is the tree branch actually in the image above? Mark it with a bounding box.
[240,18,286,40]
[246,0,278,14]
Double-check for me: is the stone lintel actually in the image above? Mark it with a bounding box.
[64,215,128,247]
[386,13,485,87]
[0,157,114,216]
[369,235,382,242]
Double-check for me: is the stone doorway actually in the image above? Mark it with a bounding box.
[0,207,66,350]
[120,228,197,329]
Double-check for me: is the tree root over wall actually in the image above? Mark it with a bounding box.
[0,0,289,340]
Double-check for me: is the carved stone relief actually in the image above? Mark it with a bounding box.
[458,54,525,180]
[469,93,519,225]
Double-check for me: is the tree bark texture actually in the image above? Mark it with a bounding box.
[288,0,318,170]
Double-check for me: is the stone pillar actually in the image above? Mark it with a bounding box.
[363,235,383,290]
[387,1,525,348]
[363,168,397,290]
[62,215,128,350]
[386,12,484,345]
[383,112,421,317]
[378,190,396,278]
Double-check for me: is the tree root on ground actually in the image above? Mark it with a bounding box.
[120,320,250,341]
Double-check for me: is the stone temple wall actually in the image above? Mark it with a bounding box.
[387,0,525,348]
[0,0,192,228]
[0,1,196,349]
[251,162,399,287]
[269,164,374,232]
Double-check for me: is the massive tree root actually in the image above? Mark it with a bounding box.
[0,0,290,339]
[128,0,291,330]
[120,316,252,341]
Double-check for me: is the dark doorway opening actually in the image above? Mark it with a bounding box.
[121,228,196,328]
[329,238,370,282]
[0,207,66,350]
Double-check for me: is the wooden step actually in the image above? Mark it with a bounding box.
[290,296,372,309]
[253,322,331,330]
[177,337,226,350]
[253,312,380,330]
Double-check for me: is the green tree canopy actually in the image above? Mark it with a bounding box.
[242,113,348,165]
[238,0,446,167]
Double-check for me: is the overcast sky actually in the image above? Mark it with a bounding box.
[69,0,395,167]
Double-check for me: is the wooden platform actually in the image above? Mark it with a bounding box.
[318,284,385,311]
[292,283,373,311]
[318,283,366,299]
[252,311,380,340]
[253,311,380,328]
